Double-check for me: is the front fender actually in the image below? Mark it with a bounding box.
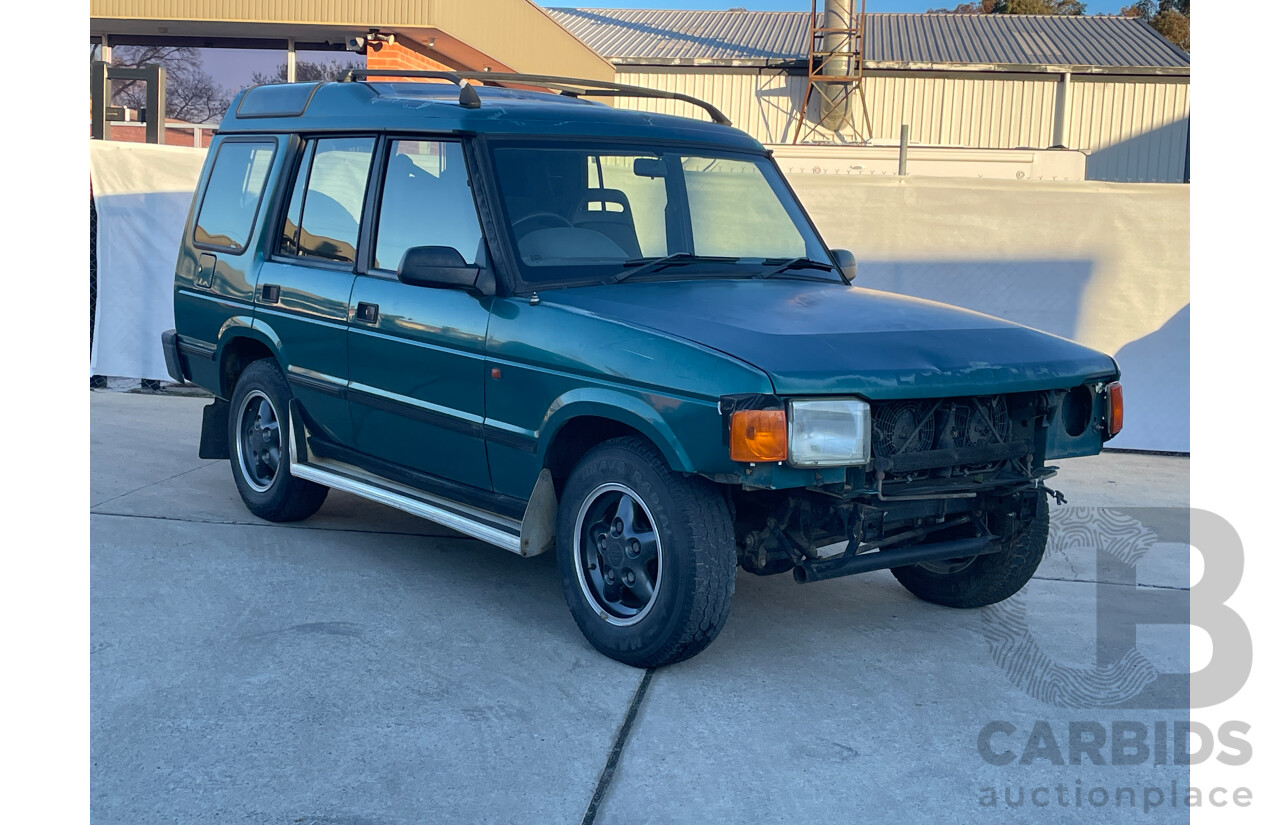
[538,388,702,474]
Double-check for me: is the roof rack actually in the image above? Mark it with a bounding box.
[338,69,732,126]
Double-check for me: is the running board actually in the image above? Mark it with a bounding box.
[287,402,522,554]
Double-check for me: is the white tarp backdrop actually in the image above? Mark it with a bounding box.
[87,142,1189,452]
[90,141,206,381]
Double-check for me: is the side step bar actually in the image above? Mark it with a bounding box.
[287,403,522,554]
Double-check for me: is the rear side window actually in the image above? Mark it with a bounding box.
[193,141,276,252]
[279,136,375,264]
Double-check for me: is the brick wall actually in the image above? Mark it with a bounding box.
[89,123,213,148]
[366,38,458,79]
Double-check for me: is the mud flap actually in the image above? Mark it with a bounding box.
[198,399,231,460]
[519,468,558,557]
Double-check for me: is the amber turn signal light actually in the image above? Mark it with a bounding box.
[729,409,788,462]
[1106,381,1124,436]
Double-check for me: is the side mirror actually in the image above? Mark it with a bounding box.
[832,248,857,281]
[397,246,494,296]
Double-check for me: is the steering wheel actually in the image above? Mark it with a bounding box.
[513,212,573,233]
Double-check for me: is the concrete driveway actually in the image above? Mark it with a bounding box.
[92,390,1192,824]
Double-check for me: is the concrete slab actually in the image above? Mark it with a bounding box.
[598,573,1189,825]
[1056,451,1189,509]
[90,390,216,508]
[91,391,1191,824]
[91,514,640,824]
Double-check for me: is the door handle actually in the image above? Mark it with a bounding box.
[356,302,379,324]
[260,283,280,304]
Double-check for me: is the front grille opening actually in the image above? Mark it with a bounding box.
[870,395,1016,478]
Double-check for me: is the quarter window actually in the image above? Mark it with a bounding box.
[193,141,275,252]
[373,140,484,271]
[279,137,375,264]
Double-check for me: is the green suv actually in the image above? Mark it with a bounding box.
[162,72,1123,667]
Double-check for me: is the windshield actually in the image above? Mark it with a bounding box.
[489,143,838,289]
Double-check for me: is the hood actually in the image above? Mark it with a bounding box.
[540,279,1118,399]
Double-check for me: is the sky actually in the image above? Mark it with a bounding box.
[198,0,1138,92]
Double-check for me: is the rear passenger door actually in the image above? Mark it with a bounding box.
[346,138,494,491]
[179,137,278,392]
[253,135,375,447]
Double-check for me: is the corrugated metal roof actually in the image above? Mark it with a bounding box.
[546,9,1190,72]
[866,13,1190,69]
[547,8,812,63]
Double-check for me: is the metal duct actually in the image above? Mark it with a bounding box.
[818,0,856,130]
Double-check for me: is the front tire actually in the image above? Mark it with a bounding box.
[556,437,736,668]
[227,359,328,522]
[891,492,1049,608]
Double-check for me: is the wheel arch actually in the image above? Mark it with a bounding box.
[216,327,280,399]
[538,394,696,483]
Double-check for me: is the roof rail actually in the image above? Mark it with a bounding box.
[338,69,732,126]
[337,68,481,108]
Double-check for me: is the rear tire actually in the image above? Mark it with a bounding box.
[891,492,1049,608]
[227,359,328,522]
[556,437,736,668]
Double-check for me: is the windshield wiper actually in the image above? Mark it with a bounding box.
[754,257,836,280]
[608,253,740,284]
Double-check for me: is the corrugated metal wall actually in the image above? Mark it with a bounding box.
[1064,75,1190,183]
[616,71,800,144]
[615,69,1188,183]
[863,72,1057,149]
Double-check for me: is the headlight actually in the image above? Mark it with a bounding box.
[787,398,871,467]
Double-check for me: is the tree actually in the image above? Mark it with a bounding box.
[1121,0,1190,51]
[1120,0,1156,17]
[1000,0,1087,14]
[1150,9,1190,50]
[927,1,1085,13]
[249,58,363,87]
[926,1,998,12]
[110,45,230,124]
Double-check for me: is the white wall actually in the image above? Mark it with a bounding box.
[786,173,1190,452]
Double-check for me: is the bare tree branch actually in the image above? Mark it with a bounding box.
[111,46,230,124]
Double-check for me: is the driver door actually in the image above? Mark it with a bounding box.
[345,137,494,491]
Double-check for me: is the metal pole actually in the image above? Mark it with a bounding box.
[100,34,112,64]
[898,124,909,175]
[287,38,297,82]
[145,63,166,145]
[1052,71,1071,148]
[1183,116,1190,183]
[90,60,109,140]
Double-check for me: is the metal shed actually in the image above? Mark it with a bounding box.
[549,8,1190,183]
